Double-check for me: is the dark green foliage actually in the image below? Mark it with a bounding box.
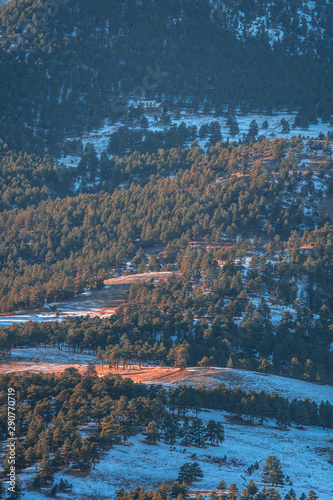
[6,479,24,500]
[1,0,333,154]
[177,462,204,483]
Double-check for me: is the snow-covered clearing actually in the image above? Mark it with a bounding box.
[0,273,178,326]
[9,347,93,365]
[58,109,332,169]
[0,313,64,327]
[184,368,333,405]
[0,347,94,374]
[20,409,333,500]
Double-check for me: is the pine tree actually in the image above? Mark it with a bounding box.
[145,422,160,444]
[162,415,180,444]
[217,480,227,490]
[284,488,296,500]
[178,462,203,483]
[33,456,55,486]
[306,491,318,500]
[170,481,188,500]
[263,488,281,500]
[190,418,206,447]
[94,346,105,369]
[205,420,225,445]
[248,120,259,138]
[276,403,291,430]
[294,403,310,429]
[280,118,290,134]
[227,484,238,500]
[262,456,285,486]
[242,479,258,499]
[180,418,192,446]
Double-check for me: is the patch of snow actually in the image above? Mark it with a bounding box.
[57,110,332,174]
[0,313,64,327]
[201,367,333,405]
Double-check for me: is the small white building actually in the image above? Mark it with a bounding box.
[133,100,161,110]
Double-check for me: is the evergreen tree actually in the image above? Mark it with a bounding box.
[262,456,285,486]
[242,479,258,499]
[33,456,55,486]
[177,462,203,483]
[180,418,192,446]
[162,416,180,444]
[227,484,238,500]
[263,488,281,500]
[306,491,318,500]
[6,479,24,500]
[190,419,206,447]
[205,420,225,445]
[94,346,105,369]
[145,422,160,444]
[276,403,291,430]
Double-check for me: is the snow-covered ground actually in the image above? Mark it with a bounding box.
[0,303,113,326]
[10,346,94,365]
[19,409,333,500]
[58,109,332,169]
[0,347,94,374]
[185,368,333,405]
[0,313,64,327]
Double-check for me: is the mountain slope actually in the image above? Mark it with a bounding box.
[0,0,333,153]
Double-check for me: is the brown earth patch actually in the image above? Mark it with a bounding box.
[0,359,243,389]
[103,271,180,286]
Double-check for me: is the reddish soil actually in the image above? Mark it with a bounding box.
[0,358,230,388]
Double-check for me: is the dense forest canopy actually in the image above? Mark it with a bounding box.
[0,0,333,153]
[0,135,332,384]
[0,137,331,310]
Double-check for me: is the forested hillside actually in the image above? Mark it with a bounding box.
[0,137,331,310]
[0,1,333,498]
[0,0,333,153]
[0,135,332,384]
